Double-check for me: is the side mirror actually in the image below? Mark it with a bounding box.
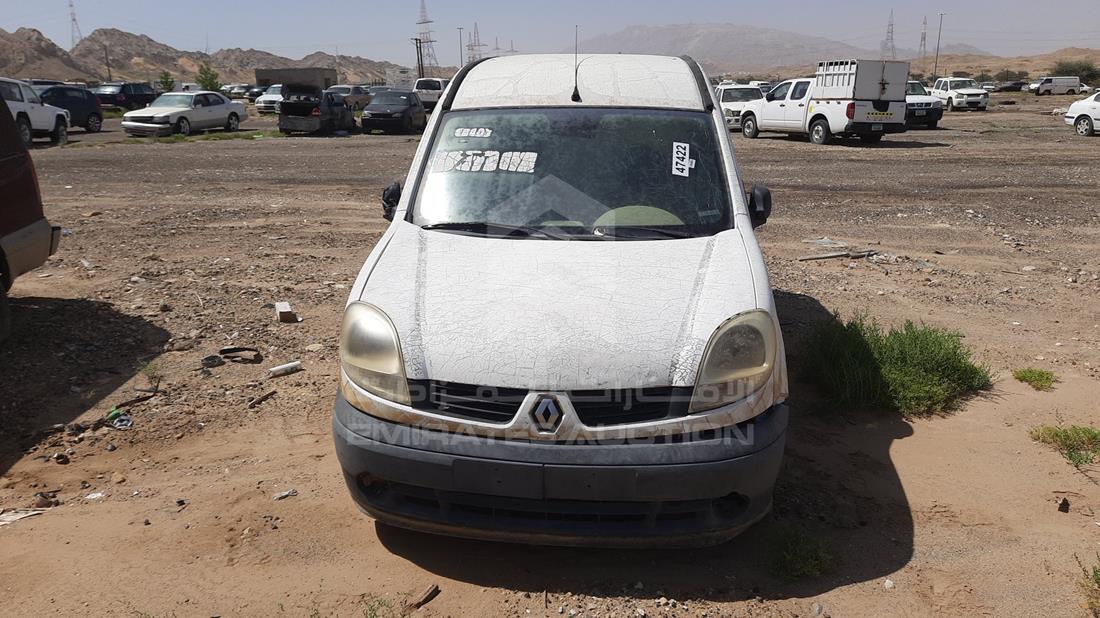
[381,181,401,221]
[747,185,772,228]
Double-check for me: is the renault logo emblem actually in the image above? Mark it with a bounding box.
[531,396,563,433]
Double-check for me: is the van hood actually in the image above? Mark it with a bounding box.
[358,221,760,390]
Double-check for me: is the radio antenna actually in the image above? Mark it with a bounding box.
[571,25,581,102]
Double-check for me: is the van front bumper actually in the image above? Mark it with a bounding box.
[332,393,787,547]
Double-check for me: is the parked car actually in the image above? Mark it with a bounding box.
[176,82,201,92]
[1065,92,1100,136]
[361,90,426,133]
[930,78,989,111]
[92,82,157,110]
[226,84,253,99]
[713,84,763,130]
[980,81,997,92]
[0,96,61,341]
[996,81,1026,92]
[905,81,944,128]
[413,77,448,109]
[277,85,355,135]
[254,84,284,114]
[1081,84,1093,94]
[0,77,71,147]
[36,85,103,132]
[246,86,267,102]
[325,84,370,110]
[1033,76,1082,96]
[121,91,248,137]
[334,53,786,547]
[741,59,909,144]
[24,79,64,87]
[748,80,773,94]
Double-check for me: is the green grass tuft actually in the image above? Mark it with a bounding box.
[1013,367,1057,391]
[802,316,991,417]
[769,525,835,580]
[1078,553,1100,617]
[1031,425,1100,467]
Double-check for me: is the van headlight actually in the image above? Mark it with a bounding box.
[340,302,410,404]
[690,310,777,413]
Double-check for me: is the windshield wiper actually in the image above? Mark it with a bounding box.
[592,226,695,239]
[420,221,567,240]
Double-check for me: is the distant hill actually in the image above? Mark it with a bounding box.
[0,27,98,81]
[0,27,421,85]
[577,24,871,72]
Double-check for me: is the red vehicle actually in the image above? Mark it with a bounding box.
[0,97,60,341]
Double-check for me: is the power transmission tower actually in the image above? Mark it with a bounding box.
[68,0,83,50]
[417,0,439,78]
[918,16,928,69]
[881,10,896,60]
[466,23,486,63]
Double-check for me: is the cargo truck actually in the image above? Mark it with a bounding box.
[740,59,909,145]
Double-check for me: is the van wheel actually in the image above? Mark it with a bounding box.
[0,284,10,344]
[50,117,68,145]
[1067,90,1076,96]
[1075,116,1095,137]
[809,119,831,145]
[741,115,759,138]
[85,113,102,133]
[16,115,32,148]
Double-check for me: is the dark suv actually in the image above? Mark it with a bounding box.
[37,86,103,132]
[93,82,156,110]
[0,97,60,341]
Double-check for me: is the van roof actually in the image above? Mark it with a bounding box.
[450,54,707,111]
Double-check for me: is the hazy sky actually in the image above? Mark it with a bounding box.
[4,0,1099,65]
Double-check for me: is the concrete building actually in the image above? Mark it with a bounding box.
[254,68,338,90]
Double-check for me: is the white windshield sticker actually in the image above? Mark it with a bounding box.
[455,127,493,138]
[431,150,538,174]
[672,142,695,177]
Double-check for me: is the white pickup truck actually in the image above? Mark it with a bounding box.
[740,59,909,145]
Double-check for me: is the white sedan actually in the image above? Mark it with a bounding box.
[1065,92,1100,136]
[121,91,248,137]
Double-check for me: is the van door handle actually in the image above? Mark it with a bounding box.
[799,103,805,107]
[779,103,786,107]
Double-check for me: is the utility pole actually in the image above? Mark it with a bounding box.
[411,38,425,79]
[457,27,464,67]
[103,43,112,81]
[933,12,945,80]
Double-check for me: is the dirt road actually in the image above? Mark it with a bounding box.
[1,95,1097,617]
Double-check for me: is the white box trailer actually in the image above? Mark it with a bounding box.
[814,59,909,101]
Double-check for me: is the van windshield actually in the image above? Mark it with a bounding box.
[412,108,732,240]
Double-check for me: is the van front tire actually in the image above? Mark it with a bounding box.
[741,115,759,139]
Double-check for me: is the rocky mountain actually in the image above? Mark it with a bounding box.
[0,28,98,81]
[1,27,415,85]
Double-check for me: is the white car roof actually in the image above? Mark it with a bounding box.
[450,54,707,111]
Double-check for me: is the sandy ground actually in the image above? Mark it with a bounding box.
[1,94,1098,617]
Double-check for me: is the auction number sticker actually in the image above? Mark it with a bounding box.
[455,127,493,138]
[672,142,695,177]
[430,150,538,174]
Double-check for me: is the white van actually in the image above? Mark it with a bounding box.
[333,53,789,547]
[1034,76,1083,96]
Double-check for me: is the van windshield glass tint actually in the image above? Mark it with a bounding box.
[412,108,731,240]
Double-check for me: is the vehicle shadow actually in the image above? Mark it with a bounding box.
[376,291,914,604]
[0,296,169,476]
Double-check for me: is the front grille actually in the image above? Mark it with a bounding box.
[568,386,694,426]
[408,380,527,423]
[128,116,154,123]
[907,102,931,109]
[363,479,750,536]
